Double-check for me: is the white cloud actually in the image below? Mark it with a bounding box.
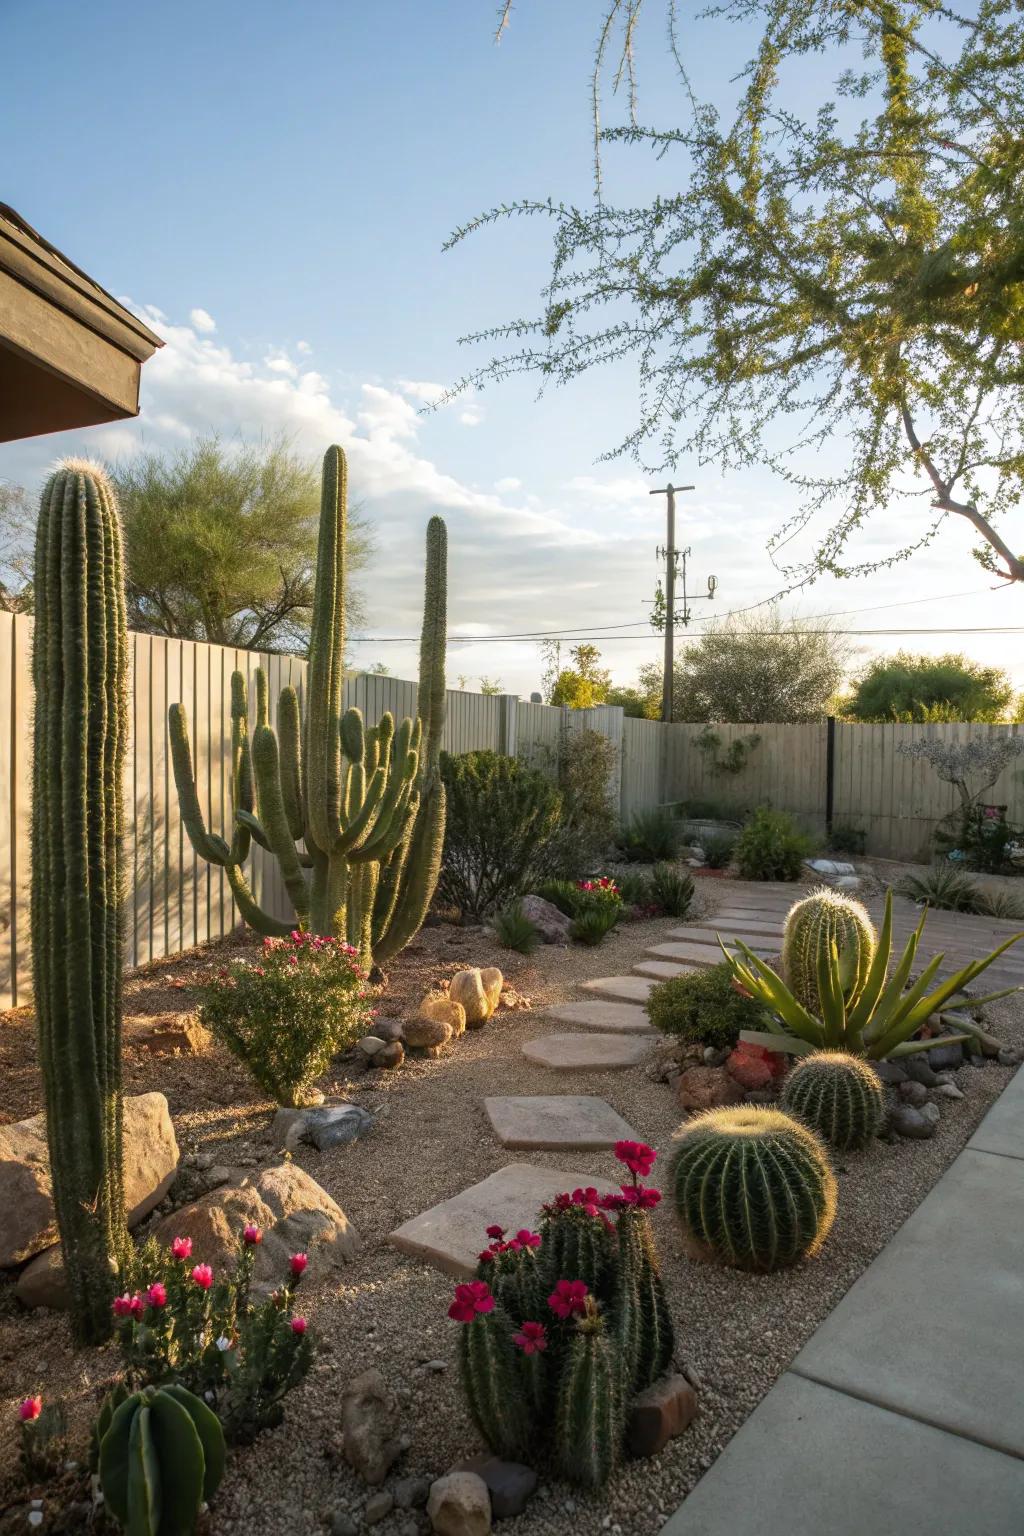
[296,340,312,355]
[494,476,521,492]
[189,307,216,333]
[397,379,447,406]
[566,474,651,504]
[265,354,298,377]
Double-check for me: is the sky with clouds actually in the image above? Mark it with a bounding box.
[2,0,1019,696]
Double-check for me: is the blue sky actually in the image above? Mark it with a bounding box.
[2,0,1019,695]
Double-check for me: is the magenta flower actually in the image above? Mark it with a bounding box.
[146,1282,168,1308]
[289,1252,309,1278]
[619,1183,662,1209]
[485,1224,506,1240]
[547,1279,589,1320]
[477,1249,495,1264]
[243,1224,263,1246]
[191,1264,214,1290]
[112,1293,135,1318]
[448,1280,495,1323]
[18,1396,42,1423]
[290,1316,308,1335]
[170,1236,193,1261]
[614,1140,657,1177]
[513,1321,548,1355]
[513,1229,541,1249]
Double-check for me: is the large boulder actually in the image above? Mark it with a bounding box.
[404,1016,454,1051]
[0,1092,178,1269]
[520,895,571,946]
[152,1162,359,1284]
[124,1011,211,1056]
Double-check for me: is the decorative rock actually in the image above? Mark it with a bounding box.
[394,1476,432,1510]
[420,995,467,1038]
[454,1456,537,1519]
[451,969,490,1027]
[675,1065,745,1112]
[903,1057,943,1088]
[626,1374,699,1458]
[152,1163,359,1285]
[873,1060,907,1085]
[272,1103,374,1153]
[374,1018,406,1043]
[891,1104,938,1140]
[404,1016,454,1050]
[376,1041,405,1069]
[725,1045,782,1091]
[341,1368,403,1485]
[0,1092,178,1269]
[330,1515,358,1536]
[834,875,863,893]
[365,1492,395,1525]
[935,1081,965,1100]
[998,1046,1023,1067]
[16,1245,116,1311]
[481,968,503,1017]
[427,1471,492,1536]
[897,1080,928,1107]
[124,1011,210,1056]
[358,1036,388,1057]
[927,1041,964,1071]
[520,895,571,945]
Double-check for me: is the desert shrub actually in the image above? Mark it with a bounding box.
[617,807,679,863]
[614,870,654,908]
[534,876,622,920]
[971,886,1024,920]
[558,729,619,865]
[493,902,541,954]
[439,750,566,918]
[939,804,1024,874]
[734,808,812,881]
[534,879,580,916]
[570,905,620,946]
[700,832,735,869]
[828,824,867,856]
[645,962,766,1048]
[198,934,369,1106]
[649,864,695,918]
[898,864,980,912]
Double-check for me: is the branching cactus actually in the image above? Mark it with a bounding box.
[169,445,448,970]
[31,462,130,1344]
[782,888,876,1016]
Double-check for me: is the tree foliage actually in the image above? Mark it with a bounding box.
[0,482,34,613]
[842,650,1014,720]
[549,643,613,708]
[456,1,1024,586]
[110,436,372,651]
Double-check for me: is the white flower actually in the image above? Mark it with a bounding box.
[216,1335,231,1351]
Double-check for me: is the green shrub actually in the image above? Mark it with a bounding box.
[617,807,679,863]
[534,879,581,916]
[614,870,654,907]
[734,807,812,881]
[898,864,979,912]
[198,933,369,1106]
[828,824,867,855]
[558,729,619,866]
[570,906,619,946]
[439,750,567,918]
[645,962,765,1048]
[649,864,695,918]
[493,903,541,954]
[700,832,735,869]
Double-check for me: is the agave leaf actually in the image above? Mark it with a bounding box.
[847,890,895,1034]
[728,943,825,1044]
[861,929,921,1043]
[883,1033,970,1060]
[738,1028,815,1057]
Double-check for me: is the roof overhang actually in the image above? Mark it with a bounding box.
[0,203,163,443]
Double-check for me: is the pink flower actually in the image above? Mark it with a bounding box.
[619,1184,662,1209]
[243,1224,263,1246]
[477,1249,495,1264]
[600,1192,628,1212]
[112,1293,135,1318]
[614,1140,657,1177]
[448,1280,495,1323]
[18,1396,42,1423]
[571,1186,601,1207]
[191,1264,214,1290]
[513,1321,548,1355]
[290,1316,308,1335]
[547,1279,589,1320]
[485,1224,505,1240]
[146,1282,167,1308]
[514,1229,542,1249]
[170,1236,193,1261]
[289,1253,309,1278]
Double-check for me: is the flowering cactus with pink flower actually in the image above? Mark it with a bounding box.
[449,1142,675,1487]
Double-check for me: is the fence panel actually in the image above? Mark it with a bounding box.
[663,721,829,835]
[620,717,663,820]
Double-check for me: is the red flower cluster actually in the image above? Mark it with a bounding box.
[576,876,618,893]
[513,1321,548,1355]
[449,1280,495,1323]
[478,1225,542,1262]
[547,1279,589,1320]
[170,1236,193,1261]
[614,1140,657,1177]
[18,1396,42,1423]
[112,1293,145,1319]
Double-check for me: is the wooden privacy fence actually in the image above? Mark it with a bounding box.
[1,609,1022,1007]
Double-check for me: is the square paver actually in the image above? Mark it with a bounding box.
[389,1162,618,1277]
[660,1372,1024,1536]
[793,1147,1024,1457]
[484,1095,639,1150]
[633,960,697,981]
[543,1000,656,1034]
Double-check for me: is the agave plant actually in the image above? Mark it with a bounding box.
[723,890,1022,1061]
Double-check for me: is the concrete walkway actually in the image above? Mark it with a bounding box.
[660,1065,1024,1535]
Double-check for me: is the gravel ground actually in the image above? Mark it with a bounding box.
[0,871,1021,1536]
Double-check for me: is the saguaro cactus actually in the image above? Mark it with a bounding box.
[31,460,129,1343]
[168,445,448,970]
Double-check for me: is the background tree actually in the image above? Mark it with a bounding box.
[842,651,1014,721]
[457,1,1024,587]
[110,436,372,652]
[549,643,613,708]
[636,609,848,723]
[0,481,34,613]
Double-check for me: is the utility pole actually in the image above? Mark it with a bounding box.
[650,481,694,722]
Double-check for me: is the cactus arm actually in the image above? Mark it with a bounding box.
[418,517,448,776]
[372,780,446,964]
[371,801,418,939]
[223,861,293,937]
[230,672,256,817]
[336,765,387,853]
[168,705,232,865]
[305,446,347,852]
[234,809,272,851]
[277,686,305,841]
[251,725,311,920]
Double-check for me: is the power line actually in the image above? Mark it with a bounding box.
[352,624,1024,644]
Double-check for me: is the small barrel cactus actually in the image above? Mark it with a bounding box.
[782,888,876,1015]
[554,1298,621,1489]
[453,1286,532,1460]
[672,1107,837,1271]
[98,1384,225,1535]
[781,1050,885,1151]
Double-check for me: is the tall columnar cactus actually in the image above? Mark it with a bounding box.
[168,445,448,970]
[98,1384,225,1535]
[782,888,876,1016]
[614,1208,673,1395]
[672,1107,837,1271]
[554,1299,622,1490]
[781,1050,885,1152]
[31,461,129,1344]
[539,1197,617,1298]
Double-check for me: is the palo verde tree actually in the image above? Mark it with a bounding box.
[843,650,1014,720]
[450,1,1024,587]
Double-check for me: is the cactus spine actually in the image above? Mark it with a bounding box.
[554,1299,621,1490]
[781,1050,885,1151]
[99,1384,225,1535]
[672,1107,837,1271]
[783,888,876,1016]
[168,446,447,970]
[615,1208,673,1394]
[31,462,129,1344]
[458,1309,533,1460]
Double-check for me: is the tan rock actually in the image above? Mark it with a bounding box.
[419,994,466,1038]
[375,1041,405,1069]
[480,968,503,1018]
[16,1245,117,1310]
[340,1368,402,1485]
[404,1016,454,1050]
[427,1471,492,1536]
[0,1092,178,1269]
[152,1163,359,1285]
[450,969,489,1028]
[124,1011,211,1056]
[627,1373,699,1457]
[675,1065,745,1112]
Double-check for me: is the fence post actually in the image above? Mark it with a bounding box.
[825,715,836,838]
[498,694,519,757]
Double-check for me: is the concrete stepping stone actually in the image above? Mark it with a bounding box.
[580,974,654,1003]
[389,1162,618,1277]
[679,919,784,940]
[645,941,725,966]
[542,1000,656,1034]
[712,906,792,922]
[633,959,697,980]
[522,1033,650,1071]
[484,1095,640,1150]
